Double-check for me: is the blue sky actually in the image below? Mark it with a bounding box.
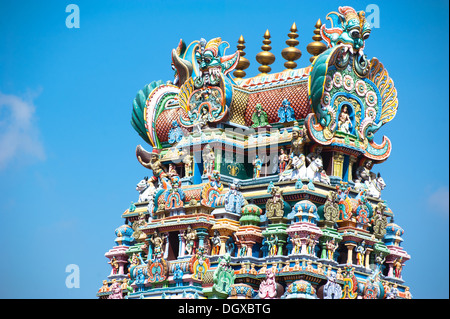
[0,0,448,299]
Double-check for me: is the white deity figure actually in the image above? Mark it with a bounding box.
[337,105,352,133]
[306,147,324,182]
[136,177,156,203]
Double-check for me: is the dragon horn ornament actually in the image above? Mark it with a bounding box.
[306,6,397,162]
[205,37,222,56]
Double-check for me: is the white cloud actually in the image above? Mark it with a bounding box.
[427,186,449,219]
[0,91,45,170]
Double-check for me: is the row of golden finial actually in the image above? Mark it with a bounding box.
[233,19,327,79]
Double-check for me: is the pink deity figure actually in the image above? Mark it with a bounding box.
[393,257,403,279]
[168,164,178,177]
[108,280,123,299]
[306,235,316,255]
[326,239,337,260]
[278,148,289,174]
[258,268,278,299]
[109,257,119,275]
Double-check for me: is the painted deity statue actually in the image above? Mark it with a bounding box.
[210,230,221,256]
[355,160,386,198]
[292,234,302,255]
[289,122,307,159]
[213,253,236,294]
[258,268,279,299]
[137,150,171,190]
[265,186,285,220]
[356,241,366,266]
[136,176,156,203]
[323,272,342,299]
[278,148,290,174]
[306,234,316,256]
[182,152,193,178]
[223,179,245,215]
[202,144,215,176]
[251,103,269,128]
[253,155,262,178]
[355,160,376,184]
[326,239,337,260]
[173,264,184,287]
[108,280,123,299]
[225,235,235,256]
[306,146,324,182]
[338,105,352,133]
[168,164,178,177]
[278,98,295,123]
[266,234,279,257]
[183,225,197,255]
[372,202,388,238]
[168,120,185,144]
[109,257,119,275]
[150,230,167,260]
[238,242,247,257]
[393,257,403,279]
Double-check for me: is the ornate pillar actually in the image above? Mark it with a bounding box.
[365,247,373,270]
[195,227,209,248]
[348,156,357,182]
[163,232,169,259]
[219,235,229,255]
[332,153,345,179]
[345,243,356,265]
[178,230,186,257]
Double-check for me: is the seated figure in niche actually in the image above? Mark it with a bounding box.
[251,103,269,128]
[355,160,376,184]
[337,105,352,134]
[278,98,295,123]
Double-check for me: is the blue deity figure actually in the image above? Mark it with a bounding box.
[278,99,295,123]
[253,155,262,179]
[225,235,235,256]
[173,264,184,287]
[168,121,184,144]
[224,179,245,215]
[135,267,146,292]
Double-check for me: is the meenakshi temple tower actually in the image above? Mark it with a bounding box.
[97,5,411,300]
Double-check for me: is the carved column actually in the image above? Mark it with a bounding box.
[345,243,356,265]
[333,153,345,179]
[163,232,169,259]
[348,156,357,182]
[178,230,186,257]
[195,228,209,248]
[365,247,373,270]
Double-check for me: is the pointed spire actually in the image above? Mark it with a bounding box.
[306,19,327,63]
[256,29,275,75]
[233,35,250,79]
[281,22,302,70]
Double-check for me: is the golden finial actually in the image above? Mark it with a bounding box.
[281,22,302,70]
[256,29,276,75]
[233,35,250,79]
[306,19,327,63]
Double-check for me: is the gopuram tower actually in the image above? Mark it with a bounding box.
[97,6,411,300]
